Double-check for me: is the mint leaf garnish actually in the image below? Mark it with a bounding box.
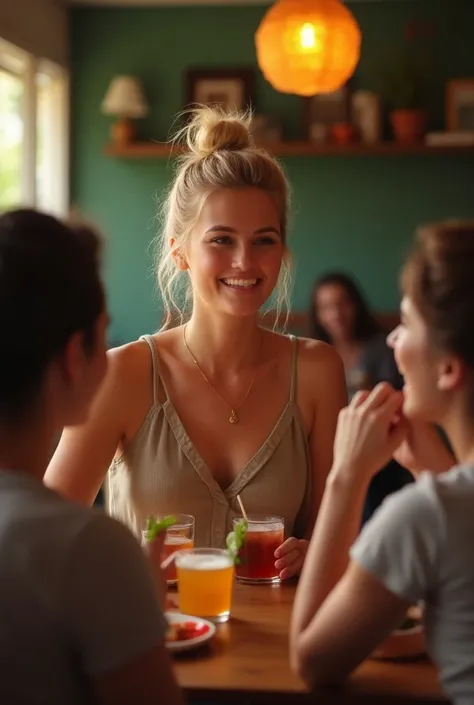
[226,518,248,564]
[144,515,176,542]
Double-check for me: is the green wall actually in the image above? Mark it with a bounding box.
[70,1,474,345]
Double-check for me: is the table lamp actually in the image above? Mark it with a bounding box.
[101,75,149,145]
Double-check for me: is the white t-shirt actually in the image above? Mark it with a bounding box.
[351,465,474,705]
[0,470,167,704]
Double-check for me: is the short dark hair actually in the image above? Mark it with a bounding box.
[309,271,381,343]
[0,208,104,421]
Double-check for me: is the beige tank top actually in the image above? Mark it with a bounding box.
[106,334,312,547]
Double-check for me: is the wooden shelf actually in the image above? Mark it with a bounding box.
[103,140,474,159]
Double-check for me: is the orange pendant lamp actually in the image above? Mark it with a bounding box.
[255,0,362,96]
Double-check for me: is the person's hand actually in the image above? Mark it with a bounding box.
[332,382,407,483]
[393,416,455,476]
[142,532,167,611]
[274,537,309,580]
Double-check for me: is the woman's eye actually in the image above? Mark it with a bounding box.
[256,237,277,245]
[211,236,232,245]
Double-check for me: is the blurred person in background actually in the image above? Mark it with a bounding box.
[309,271,413,521]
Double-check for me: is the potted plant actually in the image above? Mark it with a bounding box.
[376,21,434,143]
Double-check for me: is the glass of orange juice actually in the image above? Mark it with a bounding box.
[175,548,234,623]
[142,514,195,587]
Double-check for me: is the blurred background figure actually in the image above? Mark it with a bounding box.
[309,271,413,522]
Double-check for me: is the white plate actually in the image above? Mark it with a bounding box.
[165,612,216,653]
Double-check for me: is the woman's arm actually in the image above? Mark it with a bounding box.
[294,561,409,689]
[275,341,347,580]
[290,383,409,686]
[305,340,348,532]
[45,344,148,505]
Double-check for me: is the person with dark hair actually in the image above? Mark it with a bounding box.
[291,221,473,704]
[310,271,413,520]
[0,209,183,705]
[310,271,401,397]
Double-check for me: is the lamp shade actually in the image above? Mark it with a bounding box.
[101,75,149,118]
[255,0,361,97]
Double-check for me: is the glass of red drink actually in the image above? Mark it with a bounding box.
[233,515,284,584]
[142,513,195,587]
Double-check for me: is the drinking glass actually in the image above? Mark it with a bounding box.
[233,515,284,584]
[142,513,195,586]
[175,547,234,623]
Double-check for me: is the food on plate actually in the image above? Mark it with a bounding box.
[166,619,210,643]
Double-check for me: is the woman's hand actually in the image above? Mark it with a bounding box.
[274,537,309,580]
[393,417,455,476]
[332,382,407,483]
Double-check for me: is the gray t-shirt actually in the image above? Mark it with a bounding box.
[0,470,167,704]
[351,465,474,705]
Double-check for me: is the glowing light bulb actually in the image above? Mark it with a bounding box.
[300,22,316,50]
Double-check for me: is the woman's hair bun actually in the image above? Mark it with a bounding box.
[183,105,253,158]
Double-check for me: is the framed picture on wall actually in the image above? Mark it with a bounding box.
[447,79,474,131]
[185,68,255,112]
[302,83,351,139]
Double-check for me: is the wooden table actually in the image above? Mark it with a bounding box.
[169,582,449,704]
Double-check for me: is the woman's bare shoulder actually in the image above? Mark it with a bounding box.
[296,336,344,370]
[295,337,346,403]
[262,329,342,369]
[107,328,181,389]
[107,338,151,386]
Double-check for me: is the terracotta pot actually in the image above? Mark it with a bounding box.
[331,122,356,146]
[390,109,427,144]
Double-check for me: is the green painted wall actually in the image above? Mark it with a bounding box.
[70,1,474,345]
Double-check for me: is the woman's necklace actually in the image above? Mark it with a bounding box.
[183,324,262,425]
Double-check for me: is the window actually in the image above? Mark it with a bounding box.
[0,39,69,216]
[0,63,23,209]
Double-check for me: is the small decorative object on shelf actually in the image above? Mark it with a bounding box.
[425,131,474,147]
[251,115,283,143]
[446,79,474,132]
[374,20,435,144]
[185,67,255,112]
[303,83,351,141]
[309,123,328,144]
[330,123,356,146]
[255,0,361,96]
[101,75,149,145]
[352,90,382,144]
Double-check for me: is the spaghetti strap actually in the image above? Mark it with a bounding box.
[289,334,298,402]
[139,334,168,405]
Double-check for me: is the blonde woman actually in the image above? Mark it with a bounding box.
[46,106,347,580]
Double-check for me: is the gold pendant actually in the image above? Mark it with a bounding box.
[229,409,238,424]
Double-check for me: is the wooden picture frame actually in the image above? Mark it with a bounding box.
[302,84,351,139]
[185,68,255,112]
[447,79,474,132]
